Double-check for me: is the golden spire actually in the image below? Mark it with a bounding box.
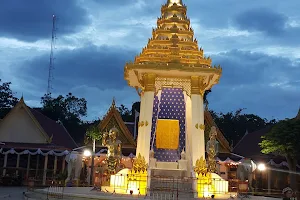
[132,0,211,66]
[124,0,222,93]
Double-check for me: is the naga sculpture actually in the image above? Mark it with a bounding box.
[102,128,122,175]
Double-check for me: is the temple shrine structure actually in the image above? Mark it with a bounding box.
[124,0,221,171]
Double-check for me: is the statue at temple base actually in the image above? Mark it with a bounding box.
[65,151,83,184]
[102,128,122,175]
[206,126,219,173]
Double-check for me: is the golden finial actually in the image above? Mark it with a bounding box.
[111,97,116,108]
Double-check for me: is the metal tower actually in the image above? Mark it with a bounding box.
[47,15,57,96]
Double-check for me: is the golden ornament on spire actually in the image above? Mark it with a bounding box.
[124,0,222,94]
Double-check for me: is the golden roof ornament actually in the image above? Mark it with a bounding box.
[124,0,222,95]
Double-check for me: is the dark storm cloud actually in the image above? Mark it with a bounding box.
[234,8,287,36]
[212,50,300,86]
[0,0,90,42]
[233,7,300,45]
[208,50,300,119]
[17,45,137,91]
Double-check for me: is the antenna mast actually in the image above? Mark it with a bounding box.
[47,14,57,96]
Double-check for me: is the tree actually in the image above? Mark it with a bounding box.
[0,79,19,118]
[0,79,19,108]
[41,93,87,121]
[85,125,102,146]
[203,89,211,106]
[212,108,276,146]
[260,118,300,191]
[84,125,102,185]
[117,104,132,122]
[40,93,87,143]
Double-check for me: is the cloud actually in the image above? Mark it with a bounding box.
[16,45,137,92]
[233,7,300,45]
[0,0,90,42]
[208,50,300,120]
[234,8,287,36]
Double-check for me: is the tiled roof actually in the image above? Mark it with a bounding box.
[233,126,273,159]
[29,108,78,150]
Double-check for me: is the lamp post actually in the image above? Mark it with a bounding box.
[257,163,266,194]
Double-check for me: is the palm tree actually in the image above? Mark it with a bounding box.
[85,125,102,185]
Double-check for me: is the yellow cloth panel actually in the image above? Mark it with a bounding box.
[156,119,179,150]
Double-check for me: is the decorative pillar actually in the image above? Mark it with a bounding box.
[184,91,193,174]
[16,154,20,175]
[190,76,206,166]
[2,154,8,176]
[136,92,146,159]
[26,154,31,179]
[43,155,48,185]
[53,155,57,176]
[136,73,156,164]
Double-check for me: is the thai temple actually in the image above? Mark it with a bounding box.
[125,0,221,166]
[118,0,226,197]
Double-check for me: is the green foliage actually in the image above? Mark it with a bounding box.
[85,125,102,142]
[41,93,87,120]
[40,93,87,143]
[117,104,134,122]
[212,108,276,146]
[260,118,300,159]
[203,89,211,106]
[0,79,19,109]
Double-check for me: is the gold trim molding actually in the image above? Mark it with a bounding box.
[191,75,215,96]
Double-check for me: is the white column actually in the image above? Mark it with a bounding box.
[190,76,206,166]
[191,94,203,166]
[16,154,20,175]
[42,155,48,185]
[53,156,58,175]
[199,95,205,160]
[3,154,8,176]
[184,92,193,174]
[135,73,156,164]
[143,91,155,164]
[136,93,146,158]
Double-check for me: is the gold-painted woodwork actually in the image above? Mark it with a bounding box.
[143,73,156,92]
[195,123,205,130]
[191,75,215,96]
[145,121,149,126]
[156,119,180,150]
[194,156,207,175]
[98,99,137,147]
[138,121,145,127]
[199,124,205,130]
[132,153,148,173]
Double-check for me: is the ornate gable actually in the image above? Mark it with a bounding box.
[99,99,136,148]
[0,97,51,143]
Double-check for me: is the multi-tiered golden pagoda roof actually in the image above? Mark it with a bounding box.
[124,0,222,92]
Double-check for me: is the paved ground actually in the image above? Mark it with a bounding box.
[0,187,27,199]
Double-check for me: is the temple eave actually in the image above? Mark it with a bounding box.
[124,64,221,90]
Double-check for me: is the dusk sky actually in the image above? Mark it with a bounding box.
[1,0,300,121]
